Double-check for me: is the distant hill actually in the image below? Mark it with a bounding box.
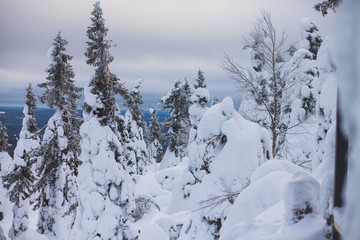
[0,107,169,157]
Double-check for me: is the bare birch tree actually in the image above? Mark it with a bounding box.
[222,10,306,158]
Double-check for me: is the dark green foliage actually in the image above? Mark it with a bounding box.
[194,69,207,89]
[161,79,191,158]
[304,23,323,60]
[314,0,340,16]
[0,122,10,152]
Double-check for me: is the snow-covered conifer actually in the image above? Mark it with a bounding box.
[148,107,163,163]
[76,2,138,239]
[193,69,207,89]
[83,1,127,127]
[299,18,323,60]
[312,36,337,169]
[160,78,191,167]
[2,83,40,238]
[122,79,148,175]
[22,83,39,140]
[0,122,10,153]
[189,69,210,142]
[34,31,82,239]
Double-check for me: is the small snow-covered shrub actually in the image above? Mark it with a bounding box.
[284,171,320,224]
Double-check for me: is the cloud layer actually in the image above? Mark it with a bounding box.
[0,0,335,107]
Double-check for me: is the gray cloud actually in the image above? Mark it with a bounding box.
[0,0,336,108]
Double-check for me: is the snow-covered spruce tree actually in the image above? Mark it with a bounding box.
[76,2,138,239]
[0,122,10,153]
[222,10,309,158]
[2,83,40,238]
[312,36,337,170]
[34,31,82,239]
[21,83,39,140]
[122,79,148,175]
[189,69,210,143]
[297,18,322,117]
[160,78,191,168]
[0,121,12,178]
[148,107,163,163]
[299,18,323,61]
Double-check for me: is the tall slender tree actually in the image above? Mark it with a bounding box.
[0,122,10,153]
[148,107,163,163]
[2,83,40,238]
[122,79,148,175]
[83,1,126,127]
[34,31,82,239]
[77,2,138,239]
[222,10,306,158]
[189,69,210,142]
[161,78,191,167]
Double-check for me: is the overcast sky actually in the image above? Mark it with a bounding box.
[0,0,335,108]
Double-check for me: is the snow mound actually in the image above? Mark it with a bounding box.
[250,159,306,183]
[221,171,291,235]
[283,171,320,224]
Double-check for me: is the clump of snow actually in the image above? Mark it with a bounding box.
[283,171,320,224]
[0,151,13,176]
[220,97,234,118]
[156,157,189,192]
[159,149,182,170]
[190,87,210,104]
[46,46,55,64]
[83,85,104,117]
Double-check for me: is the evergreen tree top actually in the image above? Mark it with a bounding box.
[22,83,39,139]
[194,69,207,89]
[85,1,113,67]
[123,80,144,127]
[25,83,37,116]
[39,31,82,111]
[161,78,191,109]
